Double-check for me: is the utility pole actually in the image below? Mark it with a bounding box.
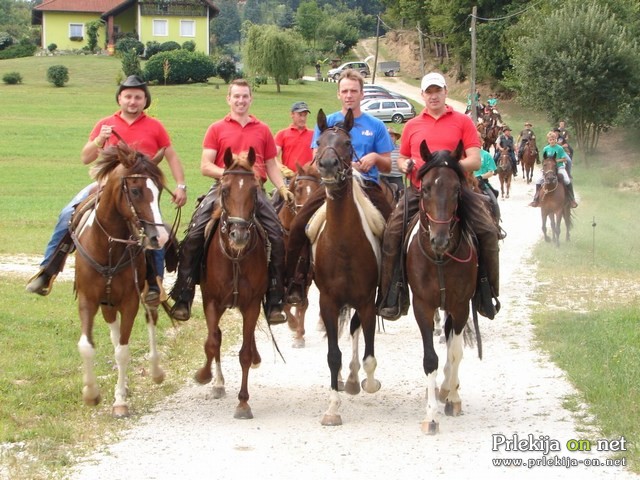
[372,14,381,84]
[470,6,478,123]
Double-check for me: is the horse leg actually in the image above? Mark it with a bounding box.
[144,306,165,384]
[78,303,101,407]
[542,212,550,242]
[289,299,308,349]
[110,304,138,418]
[439,315,464,417]
[344,321,361,395]
[234,303,261,420]
[320,301,343,426]
[195,300,223,394]
[414,301,439,434]
[358,303,380,394]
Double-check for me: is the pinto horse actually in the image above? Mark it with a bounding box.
[194,147,268,419]
[539,155,572,246]
[496,146,513,199]
[312,108,382,426]
[406,140,479,434]
[279,163,322,348]
[520,137,537,184]
[73,143,169,418]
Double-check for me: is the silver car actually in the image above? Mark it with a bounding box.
[363,84,406,100]
[360,98,416,124]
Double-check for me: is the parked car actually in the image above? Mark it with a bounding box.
[363,84,406,100]
[360,98,416,124]
[327,61,370,81]
[362,91,395,101]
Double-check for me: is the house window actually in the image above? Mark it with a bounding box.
[69,23,84,40]
[152,19,168,37]
[180,20,195,37]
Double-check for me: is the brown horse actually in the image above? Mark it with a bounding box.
[406,140,479,434]
[539,155,572,246]
[73,143,169,418]
[279,163,322,348]
[481,117,501,152]
[520,137,537,184]
[496,146,512,199]
[312,108,382,426]
[195,147,268,419]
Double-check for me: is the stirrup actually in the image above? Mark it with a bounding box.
[26,271,55,296]
[170,300,192,321]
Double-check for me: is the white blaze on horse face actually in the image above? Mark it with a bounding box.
[238,178,244,190]
[147,178,169,247]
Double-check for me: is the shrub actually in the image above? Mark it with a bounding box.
[47,43,57,53]
[143,50,215,84]
[144,41,162,59]
[46,65,69,87]
[0,32,14,51]
[159,41,181,52]
[182,40,196,52]
[115,37,144,56]
[0,38,37,60]
[215,56,237,84]
[121,48,142,77]
[2,72,22,85]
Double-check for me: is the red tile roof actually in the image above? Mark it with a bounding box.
[35,0,130,13]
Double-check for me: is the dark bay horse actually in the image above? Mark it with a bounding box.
[279,163,322,348]
[312,109,382,426]
[73,143,169,418]
[195,147,268,419]
[520,137,537,184]
[481,118,501,152]
[406,140,479,434]
[539,155,572,246]
[496,146,512,199]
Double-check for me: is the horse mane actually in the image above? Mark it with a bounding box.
[90,143,166,188]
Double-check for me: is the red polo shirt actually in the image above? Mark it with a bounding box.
[89,111,172,158]
[202,114,277,182]
[400,105,481,189]
[274,125,314,170]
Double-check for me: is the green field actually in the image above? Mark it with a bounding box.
[1,55,639,477]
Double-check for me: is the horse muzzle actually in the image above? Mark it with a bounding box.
[142,224,169,250]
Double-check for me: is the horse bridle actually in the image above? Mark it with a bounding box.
[218,169,259,250]
[287,174,322,215]
[315,126,356,185]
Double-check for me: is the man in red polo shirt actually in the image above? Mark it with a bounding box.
[169,79,293,324]
[275,101,314,172]
[377,72,501,320]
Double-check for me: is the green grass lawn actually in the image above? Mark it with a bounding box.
[1,55,639,476]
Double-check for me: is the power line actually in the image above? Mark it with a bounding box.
[471,0,545,22]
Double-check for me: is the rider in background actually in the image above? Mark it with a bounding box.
[529,131,578,208]
[494,126,518,177]
[26,76,187,303]
[475,131,500,223]
[516,121,539,164]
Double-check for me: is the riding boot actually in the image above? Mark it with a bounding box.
[529,184,541,207]
[142,251,161,307]
[26,231,74,296]
[169,188,217,321]
[474,229,501,320]
[511,156,518,177]
[566,183,578,208]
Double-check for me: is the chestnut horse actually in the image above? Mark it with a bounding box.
[539,155,572,246]
[73,144,169,418]
[194,148,268,419]
[520,136,537,184]
[481,119,501,152]
[279,163,322,348]
[406,140,479,434]
[496,146,513,199]
[312,108,382,426]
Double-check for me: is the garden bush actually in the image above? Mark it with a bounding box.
[143,50,215,84]
[215,56,237,84]
[0,32,14,50]
[46,65,69,87]
[144,41,162,59]
[121,48,142,77]
[47,43,57,53]
[0,38,37,60]
[159,41,181,52]
[2,72,22,84]
[115,37,144,56]
[182,40,196,52]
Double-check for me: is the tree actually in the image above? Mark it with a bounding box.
[511,0,640,156]
[211,0,241,48]
[295,0,323,47]
[243,24,304,93]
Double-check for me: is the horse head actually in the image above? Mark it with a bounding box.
[497,146,512,172]
[93,143,168,250]
[219,147,259,250]
[292,162,322,210]
[417,140,465,255]
[542,153,559,186]
[315,108,354,186]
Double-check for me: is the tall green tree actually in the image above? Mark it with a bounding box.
[243,24,305,93]
[295,0,323,47]
[211,0,241,48]
[511,0,640,156]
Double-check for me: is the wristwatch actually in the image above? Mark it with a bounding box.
[177,184,187,191]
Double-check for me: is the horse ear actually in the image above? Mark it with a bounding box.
[453,140,464,161]
[419,139,432,163]
[543,151,548,159]
[343,108,354,132]
[247,147,256,167]
[223,148,234,169]
[317,109,327,133]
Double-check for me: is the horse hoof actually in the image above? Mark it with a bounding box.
[112,405,130,418]
[152,370,166,384]
[321,414,342,426]
[361,378,381,394]
[194,369,212,385]
[421,420,439,435]
[437,387,449,403]
[83,394,101,407]
[344,380,361,395]
[234,405,253,419]
[211,386,226,399]
[444,400,462,416]
[292,337,305,349]
[337,380,345,392]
